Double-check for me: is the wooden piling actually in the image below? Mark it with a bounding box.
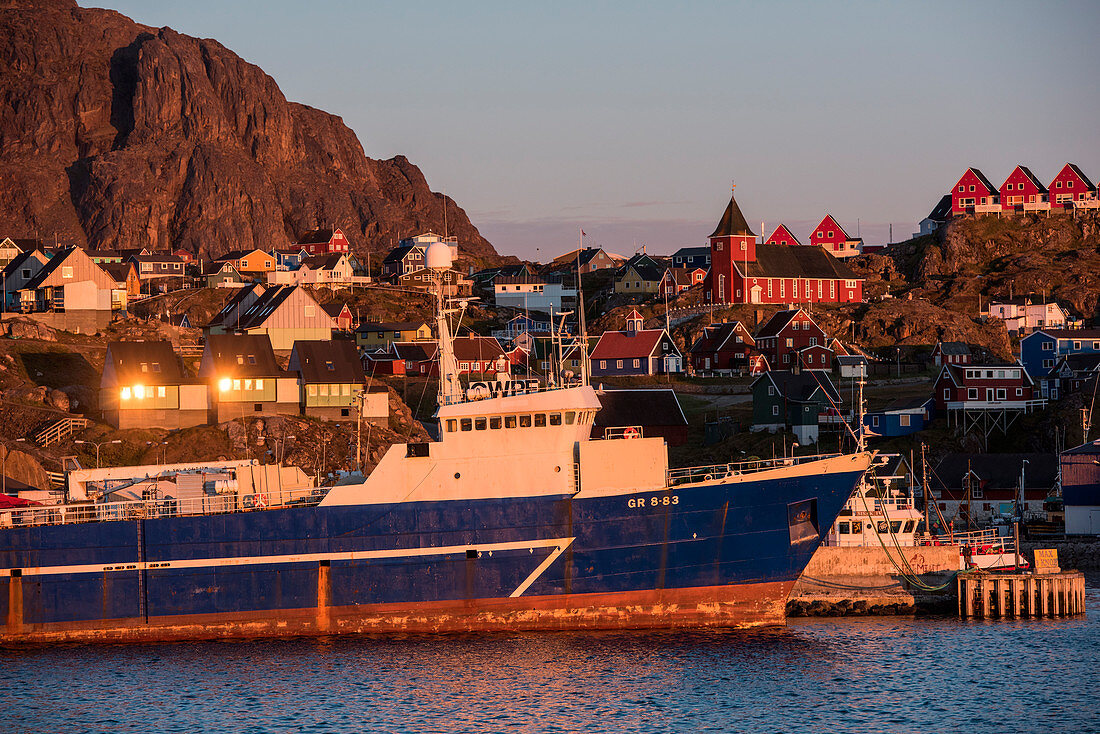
[957,571,1085,620]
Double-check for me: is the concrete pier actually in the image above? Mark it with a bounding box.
[788,545,960,616]
[957,571,1086,619]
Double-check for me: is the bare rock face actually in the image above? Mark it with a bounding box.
[0,0,499,264]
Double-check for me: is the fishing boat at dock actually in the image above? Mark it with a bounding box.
[0,240,873,644]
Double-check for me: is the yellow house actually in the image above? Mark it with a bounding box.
[613,254,666,295]
[355,321,432,350]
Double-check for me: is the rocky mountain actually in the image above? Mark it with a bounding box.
[0,0,499,263]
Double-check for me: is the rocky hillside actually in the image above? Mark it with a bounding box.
[856,210,1100,321]
[0,0,499,264]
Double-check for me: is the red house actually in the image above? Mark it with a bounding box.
[706,190,863,305]
[1000,165,1048,212]
[659,267,706,297]
[322,302,354,331]
[689,321,755,372]
[296,228,352,256]
[951,167,999,215]
[1048,163,1097,208]
[933,363,1039,412]
[765,224,802,247]
[809,215,860,258]
[754,308,827,369]
[798,344,834,372]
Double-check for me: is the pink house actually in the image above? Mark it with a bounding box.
[1000,165,1048,212]
[951,168,999,215]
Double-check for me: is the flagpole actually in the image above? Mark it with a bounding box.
[577,228,589,386]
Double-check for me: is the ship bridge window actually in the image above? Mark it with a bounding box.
[890,521,903,533]
[489,416,502,429]
[534,413,547,427]
[475,417,487,430]
[838,521,850,534]
[565,411,576,425]
[460,418,472,431]
[902,520,915,533]
[519,415,532,428]
[549,413,562,426]
[446,419,457,432]
[505,415,518,428]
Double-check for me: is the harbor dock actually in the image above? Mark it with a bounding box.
[958,571,1086,619]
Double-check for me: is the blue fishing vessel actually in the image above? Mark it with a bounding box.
[0,240,871,643]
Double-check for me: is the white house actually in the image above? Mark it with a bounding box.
[494,275,577,313]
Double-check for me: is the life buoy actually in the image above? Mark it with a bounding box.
[703,474,713,482]
[623,427,640,439]
[253,493,269,508]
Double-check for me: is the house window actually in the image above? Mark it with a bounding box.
[319,384,328,396]
[786,338,793,348]
[20,269,29,279]
[969,185,975,192]
[968,388,978,400]
[768,386,775,396]
[157,386,166,398]
[140,263,151,272]
[809,337,817,346]
[173,263,180,270]
[783,354,790,364]
[996,388,1006,400]
[308,384,317,397]
[325,361,335,371]
[248,355,257,365]
[63,266,74,278]
[872,416,880,427]
[1043,359,1054,368]
[304,305,315,317]
[1041,341,1053,351]
[600,361,607,369]
[958,185,964,192]
[1016,388,1023,396]
[633,359,640,368]
[616,360,623,369]
[772,405,779,416]
[944,388,950,400]
[460,362,469,370]
[255,379,263,390]
[899,414,910,427]
[1074,341,1081,350]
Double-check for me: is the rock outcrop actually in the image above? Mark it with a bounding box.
[0,0,499,263]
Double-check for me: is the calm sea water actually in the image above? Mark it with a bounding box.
[4,578,1099,734]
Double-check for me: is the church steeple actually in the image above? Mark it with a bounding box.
[709,186,756,239]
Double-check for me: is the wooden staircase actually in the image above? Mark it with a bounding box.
[34,417,89,447]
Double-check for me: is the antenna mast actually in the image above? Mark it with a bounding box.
[576,229,589,386]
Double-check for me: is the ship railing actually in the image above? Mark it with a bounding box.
[915,528,1011,549]
[668,453,842,486]
[0,487,324,528]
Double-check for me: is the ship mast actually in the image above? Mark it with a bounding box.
[427,240,462,405]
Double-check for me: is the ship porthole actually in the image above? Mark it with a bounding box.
[454,472,461,479]
[555,466,561,472]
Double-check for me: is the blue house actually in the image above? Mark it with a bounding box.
[863,397,934,438]
[1020,329,1100,397]
[671,246,711,270]
[273,247,308,271]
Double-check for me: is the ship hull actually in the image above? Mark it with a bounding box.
[1,463,864,644]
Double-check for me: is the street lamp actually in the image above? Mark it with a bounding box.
[146,440,168,465]
[74,439,122,469]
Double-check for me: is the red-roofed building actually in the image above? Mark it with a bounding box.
[1000,165,1049,213]
[590,310,683,376]
[1049,163,1097,209]
[809,215,861,258]
[951,167,1000,215]
[765,224,801,247]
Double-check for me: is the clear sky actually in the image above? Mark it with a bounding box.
[95,1,1100,260]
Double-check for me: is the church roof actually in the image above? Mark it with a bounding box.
[709,193,756,238]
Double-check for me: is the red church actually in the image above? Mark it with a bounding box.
[706,190,864,306]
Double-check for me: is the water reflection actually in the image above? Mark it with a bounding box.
[3,584,1099,733]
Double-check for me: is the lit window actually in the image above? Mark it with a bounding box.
[255,379,263,390]
[157,386,166,398]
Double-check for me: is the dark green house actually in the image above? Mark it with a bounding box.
[751,369,842,445]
